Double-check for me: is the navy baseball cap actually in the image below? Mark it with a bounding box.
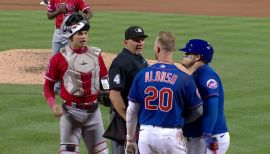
[125,26,148,40]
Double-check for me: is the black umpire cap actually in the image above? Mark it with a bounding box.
[125,26,148,40]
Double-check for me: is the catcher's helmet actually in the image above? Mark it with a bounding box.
[61,12,90,38]
[179,39,214,63]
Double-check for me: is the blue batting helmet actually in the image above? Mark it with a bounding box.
[179,39,214,63]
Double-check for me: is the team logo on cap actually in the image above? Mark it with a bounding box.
[135,28,143,32]
[206,79,218,89]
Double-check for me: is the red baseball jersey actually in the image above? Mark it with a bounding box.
[44,47,108,103]
[48,0,90,29]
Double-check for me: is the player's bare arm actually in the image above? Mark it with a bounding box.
[109,90,127,120]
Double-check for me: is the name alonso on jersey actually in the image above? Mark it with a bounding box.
[144,71,178,85]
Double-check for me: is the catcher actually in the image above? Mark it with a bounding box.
[43,12,109,154]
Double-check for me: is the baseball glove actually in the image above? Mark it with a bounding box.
[97,90,111,107]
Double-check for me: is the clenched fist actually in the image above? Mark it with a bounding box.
[58,3,67,14]
[125,142,138,154]
[52,104,63,117]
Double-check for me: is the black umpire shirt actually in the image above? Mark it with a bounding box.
[109,48,149,106]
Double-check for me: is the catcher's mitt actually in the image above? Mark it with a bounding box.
[98,90,111,107]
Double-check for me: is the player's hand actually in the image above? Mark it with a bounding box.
[58,3,67,13]
[52,104,63,117]
[203,134,218,151]
[125,141,138,154]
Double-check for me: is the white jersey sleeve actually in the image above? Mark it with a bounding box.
[126,100,140,141]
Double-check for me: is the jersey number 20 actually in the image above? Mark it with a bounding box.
[144,86,173,112]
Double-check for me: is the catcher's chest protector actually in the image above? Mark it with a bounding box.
[61,46,101,96]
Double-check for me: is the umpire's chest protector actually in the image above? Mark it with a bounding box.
[60,46,101,96]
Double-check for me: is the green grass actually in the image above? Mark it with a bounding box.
[0,10,270,153]
[0,84,111,154]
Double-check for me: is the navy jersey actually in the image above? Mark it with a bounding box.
[109,48,148,106]
[183,64,228,137]
[128,63,202,128]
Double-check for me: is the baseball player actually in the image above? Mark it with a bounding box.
[47,0,92,55]
[106,25,149,154]
[43,13,108,154]
[47,0,93,94]
[180,39,230,154]
[126,31,203,154]
[40,0,49,6]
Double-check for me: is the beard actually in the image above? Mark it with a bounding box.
[181,60,195,69]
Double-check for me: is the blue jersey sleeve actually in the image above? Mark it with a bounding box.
[202,96,219,134]
[196,72,220,99]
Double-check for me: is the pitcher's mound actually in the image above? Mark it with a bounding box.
[0,49,188,84]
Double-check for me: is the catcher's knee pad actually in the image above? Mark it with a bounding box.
[60,144,79,154]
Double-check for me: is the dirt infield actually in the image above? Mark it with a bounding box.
[0,0,268,84]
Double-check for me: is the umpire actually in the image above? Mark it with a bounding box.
[106,26,149,154]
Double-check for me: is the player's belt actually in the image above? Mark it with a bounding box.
[141,124,182,129]
[64,100,98,112]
